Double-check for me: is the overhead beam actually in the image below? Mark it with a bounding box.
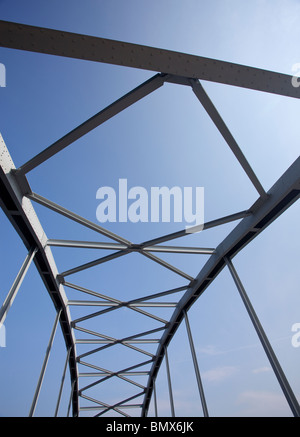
[79,372,149,377]
[68,300,177,307]
[47,238,215,254]
[1,20,299,99]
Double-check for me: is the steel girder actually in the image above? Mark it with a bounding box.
[1,20,300,99]
[0,20,300,417]
[0,135,79,416]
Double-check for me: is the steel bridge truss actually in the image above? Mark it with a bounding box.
[0,20,300,417]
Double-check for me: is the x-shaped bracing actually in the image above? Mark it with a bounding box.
[1,19,299,416]
[15,71,266,415]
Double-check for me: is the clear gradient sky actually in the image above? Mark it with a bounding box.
[0,0,300,417]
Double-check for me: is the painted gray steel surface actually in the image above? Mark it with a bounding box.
[0,20,299,417]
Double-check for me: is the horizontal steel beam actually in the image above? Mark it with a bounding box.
[130,302,177,308]
[68,300,177,307]
[1,20,299,99]
[68,300,119,307]
[80,404,142,411]
[47,238,215,254]
[144,245,215,255]
[79,372,149,377]
[76,339,159,344]
[79,359,153,373]
[47,239,128,250]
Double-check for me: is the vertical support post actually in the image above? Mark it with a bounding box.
[0,247,37,326]
[225,256,300,417]
[164,346,175,417]
[183,310,209,417]
[153,378,158,417]
[54,346,71,417]
[29,308,62,417]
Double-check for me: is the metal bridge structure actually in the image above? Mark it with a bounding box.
[0,20,299,417]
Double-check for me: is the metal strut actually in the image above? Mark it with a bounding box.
[184,310,209,417]
[29,309,62,417]
[225,257,300,418]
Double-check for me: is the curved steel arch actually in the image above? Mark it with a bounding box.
[142,155,300,416]
[0,137,79,416]
[0,20,299,417]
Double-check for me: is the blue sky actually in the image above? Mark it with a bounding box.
[0,0,300,417]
